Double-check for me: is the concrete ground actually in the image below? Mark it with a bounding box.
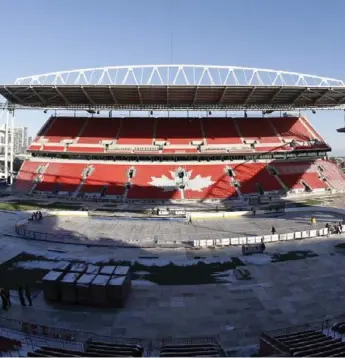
[23,210,345,244]
[2,210,345,351]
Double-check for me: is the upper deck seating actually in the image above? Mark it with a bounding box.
[42,117,86,142]
[127,164,182,200]
[301,116,323,141]
[232,163,283,194]
[183,165,237,200]
[155,119,203,145]
[234,118,281,144]
[269,117,315,142]
[78,118,121,144]
[117,118,154,145]
[202,118,242,145]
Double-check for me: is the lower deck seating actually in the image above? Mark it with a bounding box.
[160,343,225,357]
[260,329,345,357]
[28,340,144,357]
[14,161,42,192]
[0,336,21,353]
[127,165,182,200]
[35,162,86,193]
[86,341,143,357]
[15,158,345,199]
[318,160,345,190]
[272,161,328,191]
[232,163,282,194]
[183,165,238,200]
[80,164,130,196]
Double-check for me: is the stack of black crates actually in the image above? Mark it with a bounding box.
[42,262,131,308]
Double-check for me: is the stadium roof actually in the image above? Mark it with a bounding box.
[1,65,345,110]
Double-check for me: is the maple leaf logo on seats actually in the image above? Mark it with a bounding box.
[148,170,214,192]
[148,173,177,192]
[185,171,215,192]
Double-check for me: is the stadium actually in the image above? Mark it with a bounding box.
[1,64,345,356]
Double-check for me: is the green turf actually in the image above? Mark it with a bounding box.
[271,250,318,263]
[42,202,82,210]
[0,200,83,211]
[0,202,41,211]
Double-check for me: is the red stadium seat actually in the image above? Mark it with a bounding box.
[117,118,154,145]
[42,117,86,142]
[127,165,182,200]
[268,117,316,142]
[78,118,121,144]
[272,161,328,191]
[155,118,203,145]
[234,118,281,144]
[203,118,242,145]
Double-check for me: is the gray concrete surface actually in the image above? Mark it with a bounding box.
[24,210,345,243]
[1,253,345,349]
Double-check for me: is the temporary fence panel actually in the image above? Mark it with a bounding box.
[279,234,287,241]
[271,234,279,242]
[286,233,294,240]
[230,238,239,245]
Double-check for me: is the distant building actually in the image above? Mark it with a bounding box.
[0,125,29,154]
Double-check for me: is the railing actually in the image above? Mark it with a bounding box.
[0,316,223,357]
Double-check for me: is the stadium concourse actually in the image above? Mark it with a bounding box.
[2,65,345,356]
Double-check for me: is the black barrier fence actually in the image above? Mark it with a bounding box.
[263,202,286,215]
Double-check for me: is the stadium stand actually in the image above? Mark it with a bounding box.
[117,118,154,145]
[260,328,345,357]
[202,118,242,145]
[234,118,281,144]
[18,114,345,201]
[15,158,345,199]
[268,116,316,142]
[28,116,330,154]
[41,117,86,142]
[155,118,203,145]
[271,161,329,192]
[28,340,144,357]
[159,342,226,357]
[77,118,121,144]
[0,336,21,354]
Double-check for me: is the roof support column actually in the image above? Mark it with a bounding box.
[9,109,15,185]
[4,108,9,183]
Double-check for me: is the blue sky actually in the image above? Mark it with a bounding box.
[0,0,345,154]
